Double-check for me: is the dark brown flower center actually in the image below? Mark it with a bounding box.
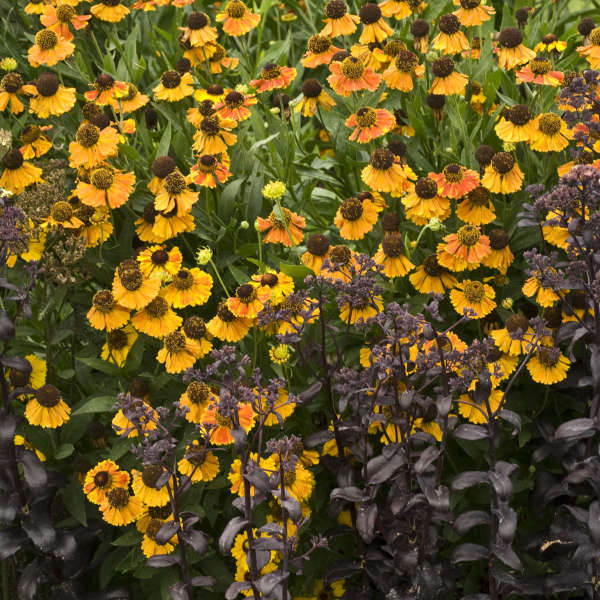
[163,172,187,195]
[93,289,116,312]
[151,249,169,265]
[507,104,531,126]
[91,167,115,190]
[439,14,461,35]
[355,107,377,128]
[225,0,246,18]
[149,504,171,519]
[423,255,444,276]
[538,347,559,367]
[443,163,464,182]
[145,296,169,318]
[382,233,405,257]
[506,313,528,333]
[187,381,210,404]
[35,384,61,407]
[107,329,128,349]
[530,57,552,75]
[200,116,220,136]
[457,225,481,246]
[432,57,455,78]
[173,269,194,290]
[197,155,217,173]
[341,56,365,80]
[56,4,75,22]
[466,185,490,206]
[460,0,481,7]
[410,19,429,38]
[301,78,322,98]
[93,470,110,488]
[236,283,256,302]
[325,0,347,19]
[308,35,331,54]
[36,73,60,97]
[21,125,41,144]
[141,464,164,488]
[152,156,176,178]
[330,245,351,264]
[145,518,163,540]
[538,113,561,136]
[183,316,206,339]
[142,203,157,224]
[2,73,23,94]
[260,64,282,80]
[76,124,100,148]
[381,212,400,232]
[306,234,330,256]
[198,99,215,117]
[187,11,209,29]
[463,281,485,302]
[224,90,244,108]
[340,198,364,221]
[261,273,278,287]
[498,27,523,49]
[370,148,394,170]
[491,152,515,174]
[395,50,418,72]
[164,332,186,353]
[107,487,129,509]
[2,149,24,170]
[488,228,509,250]
[415,177,438,199]
[50,201,74,222]
[35,29,58,50]
[217,302,235,322]
[384,40,405,57]
[359,2,381,24]
[161,70,182,89]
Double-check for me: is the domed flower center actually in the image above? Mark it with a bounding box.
[507,104,531,126]
[141,464,164,488]
[183,316,206,339]
[381,212,400,232]
[35,384,61,407]
[355,107,377,128]
[106,487,129,509]
[35,29,59,50]
[506,313,529,333]
[443,164,464,182]
[395,50,418,72]
[214,412,233,427]
[164,332,186,353]
[91,167,115,190]
[301,78,322,98]
[198,99,215,117]
[488,228,509,250]
[359,2,381,24]
[197,155,218,173]
[384,40,405,57]
[341,56,365,80]
[460,0,481,7]
[590,27,600,46]
[281,297,304,315]
[498,27,523,49]
[530,57,552,75]
[283,469,297,486]
[432,57,455,78]
[261,273,278,287]
[149,504,171,519]
[370,148,394,170]
[152,156,176,178]
[161,70,181,89]
[307,35,331,54]
[209,44,226,62]
[340,198,364,221]
[56,4,75,22]
[439,14,461,35]
[538,347,559,367]
[107,329,128,349]
[382,233,405,257]
[463,281,485,303]
[187,381,210,404]
[200,116,220,136]
[491,152,515,174]
[119,262,143,291]
[260,64,282,80]
[50,201,74,222]
[93,470,110,488]
[538,113,562,136]
[173,269,194,290]
[96,73,115,90]
[415,177,438,199]
[151,249,169,265]
[217,303,236,322]
[21,125,41,144]
[187,11,209,29]
[145,519,163,541]
[145,296,169,318]
[236,283,257,303]
[410,19,429,38]
[142,203,157,224]
[226,0,247,18]
[93,290,115,312]
[456,225,481,247]
[2,73,23,93]
[423,255,444,276]
[466,185,490,206]
[122,83,138,101]
[325,0,347,18]
[306,234,330,256]
[224,90,244,108]
[76,124,100,148]
[330,245,351,265]
[164,172,187,195]
[9,368,28,387]
[2,149,24,170]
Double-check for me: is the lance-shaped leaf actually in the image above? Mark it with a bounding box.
[146,553,180,568]
[451,471,488,491]
[496,506,518,543]
[0,410,17,447]
[0,528,26,559]
[453,424,488,441]
[190,576,215,588]
[257,571,288,596]
[588,501,600,545]
[0,355,31,373]
[452,543,489,564]
[21,507,56,552]
[366,451,405,485]
[225,582,251,600]
[181,530,208,555]
[554,418,596,440]
[492,543,523,570]
[19,450,48,490]
[454,511,490,536]
[219,517,250,555]
[17,559,42,600]
[356,502,377,544]
[244,468,273,494]
[497,410,521,433]
[414,446,441,475]
[330,487,365,502]
[155,520,180,546]
[297,381,322,404]
[488,471,513,501]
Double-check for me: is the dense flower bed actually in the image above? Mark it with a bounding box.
[1,0,600,598]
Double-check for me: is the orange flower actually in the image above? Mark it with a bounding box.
[153,71,195,102]
[494,104,536,143]
[227,283,271,319]
[87,290,130,331]
[320,0,360,37]
[154,170,198,215]
[189,154,232,188]
[40,3,90,41]
[201,402,255,445]
[361,148,407,193]
[156,330,203,374]
[179,11,218,46]
[302,35,342,68]
[85,74,128,105]
[27,73,76,118]
[90,0,130,22]
[214,90,257,122]
[345,107,395,143]
[516,57,563,86]
[382,50,425,92]
[577,27,600,69]
[0,73,32,115]
[450,279,496,318]
[215,0,261,36]
[437,225,491,271]
[495,27,535,70]
[28,29,75,67]
[112,260,162,310]
[334,197,379,240]
[207,302,252,342]
[430,57,468,95]
[429,164,479,199]
[327,56,381,97]
[69,123,119,168]
[481,152,523,194]
[192,115,237,155]
[163,268,213,308]
[453,0,495,27]
[20,125,52,159]
[456,185,495,225]
[250,64,296,93]
[373,233,414,278]
[529,113,573,152]
[402,177,450,226]
[358,3,393,44]
[76,165,135,209]
[112,83,149,114]
[257,208,305,247]
[432,14,470,55]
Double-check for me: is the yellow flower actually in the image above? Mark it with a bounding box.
[262,180,286,200]
[270,344,291,365]
[25,384,70,428]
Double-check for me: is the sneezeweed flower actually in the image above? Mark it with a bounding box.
[458,389,502,424]
[339,293,383,324]
[269,344,292,365]
[157,330,202,373]
[227,283,271,318]
[250,63,297,94]
[83,460,129,505]
[27,73,76,118]
[163,268,212,308]
[112,399,158,438]
[148,155,175,195]
[410,18,430,52]
[382,49,425,91]
[101,325,138,367]
[577,27,600,68]
[0,73,31,114]
[76,164,135,209]
[495,104,535,143]
[516,56,563,86]
[361,148,406,193]
[90,0,130,22]
[432,14,470,55]
[529,113,573,152]
[276,294,319,334]
[429,164,479,199]
[43,200,83,230]
[358,3,393,44]
[69,123,119,168]
[178,442,219,483]
[334,196,379,240]
[402,177,450,226]
[25,384,70,428]
[495,27,535,70]
[141,518,178,558]
[216,0,261,36]
[153,70,194,102]
[262,180,286,201]
[190,154,232,188]
[179,11,218,45]
[207,302,252,342]
[137,245,182,281]
[152,208,195,243]
[131,465,171,507]
[535,33,566,53]
[320,0,359,37]
[491,313,534,356]
[256,207,306,246]
[345,106,395,144]
[0,149,43,195]
[154,170,198,214]
[373,232,414,278]
[453,0,494,26]
[87,290,130,331]
[527,346,570,384]
[179,381,215,423]
[429,57,468,95]
[201,402,255,445]
[112,259,161,310]
[294,79,336,117]
[100,488,143,526]
[327,56,381,97]
[481,152,523,194]
[228,453,277,496]
[456,185,495,225]
[450,279,496,318]
[131,294,182,338]
[301,233,330,274]
[85,74,128,105]
[302,35,342,67]
[112,83,149,114]
[295,580,345,600]
[214,90,257,122]
[192,114,237,154]
[9,354,46,394]
[181,316,212,358]
[40,3,90,41]
[522,271,560,307]
[437,225,491,271]
[19,125,52,159]
[28,29,74,67]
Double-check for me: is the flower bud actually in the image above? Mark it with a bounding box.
[501,298,514,310]
[240,220,250,230]
[262,180,287,201]
[428,217,443,232]
[195,246,213,265]
[0,58,17,72]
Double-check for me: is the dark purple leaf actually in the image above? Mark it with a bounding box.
[454,511,490,536]
[219,517,250,555]
[324,562,361,583]
[146,553,180,568]
[492,543,522,570]
[451,471,488,491]
[21,508,56,552]
[190,576,215,588]
[155,520,180,546]
[453,424,489,441]
[231,428,247,453]
[257,571,287,595]
[554,418,596,440]
[414,446,440,474]
[422,484,450,512]
[86,588,132,600]
[297,381,322,403]
[17,560,42,600]
[168,583,190,600]
[488,472,513,501]
[496,506,518,543]
[0,492,19,524]
[19,450,47,489]
[153,470,171,490]
[0,528,26,559]
[0,356,31,373]
[356,502,377,544]
[0,311,15,341]
[330,487,364,502]
[252,537,284,552]
[497,410,521,433]
[461,595,490,600]
[225,581,251,600]
[366,452,405,485]
[271,491,302,522]
[244,469,272,494]
[53,531,77,561]
[451,543,489,564]
[588,501,600,545]
[0,411,17,447]
[180,530,208,555]
[304,430,333,448]
[253,548,271,571]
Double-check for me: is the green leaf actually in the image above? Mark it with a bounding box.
[279,262,312,279]
[112,530,142,547]
[155,121,172,160]
[76,356,121,376]
[54,443,74,460]
[228,265,249,285]
[72,395,116,416]
[61,479,87,526]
